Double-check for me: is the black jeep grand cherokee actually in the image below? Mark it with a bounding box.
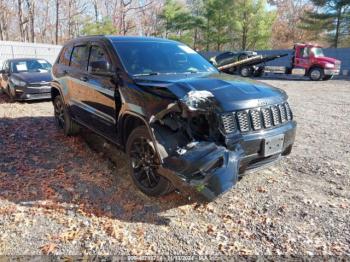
[51,36,296,200]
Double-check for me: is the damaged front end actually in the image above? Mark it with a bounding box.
[149,90,244,200]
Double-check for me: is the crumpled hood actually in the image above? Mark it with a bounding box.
[11,71,52,84]
[134,73,287,111]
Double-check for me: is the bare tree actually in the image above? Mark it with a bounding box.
[25,0,35,42]
[56,0,59,44]
[17,0,25,41]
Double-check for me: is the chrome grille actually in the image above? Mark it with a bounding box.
[237,111,250,132]
[221,102,293,134]
[261,108,272,128]
[279,104,287,122]
[250,109,262,130]
[271,106,280,125]
[221,112,236,133]
[285,102,292,120]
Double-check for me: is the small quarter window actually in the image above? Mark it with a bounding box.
[59,46,72,66]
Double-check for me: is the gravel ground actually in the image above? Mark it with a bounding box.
[0,78,349,256]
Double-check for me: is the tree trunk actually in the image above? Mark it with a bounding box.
[18,0,24,41]
[93,0,98,22]
[242,11,248,50]
[334,7,342,48]
[206,17,210,51]
[26,0,35,42]
[55,0,59,44]
[0,20,3,41]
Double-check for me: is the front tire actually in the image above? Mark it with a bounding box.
[309,67,324,81]
[53,95,80,136]
[126,126,174,197]
[7,85,16,102]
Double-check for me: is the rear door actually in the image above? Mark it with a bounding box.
[84,42,117,140]
[66,43,91,124]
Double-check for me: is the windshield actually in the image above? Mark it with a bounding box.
[11,59,52,73]
[311,47,324,57]
[112,41,217,76]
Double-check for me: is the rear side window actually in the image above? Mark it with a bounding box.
[70,45,89,70]
[59,46,72,66]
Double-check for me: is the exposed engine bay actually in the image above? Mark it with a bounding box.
[149,90,245,200]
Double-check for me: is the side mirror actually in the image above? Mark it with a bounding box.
[88,61,114,76]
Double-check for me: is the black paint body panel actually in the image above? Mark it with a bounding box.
[51,36,297,200]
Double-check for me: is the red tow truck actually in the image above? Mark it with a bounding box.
[213,43,341,81]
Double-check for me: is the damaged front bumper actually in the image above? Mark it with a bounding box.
[155,121,296,201]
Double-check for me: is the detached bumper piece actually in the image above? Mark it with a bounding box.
[159,142,244,200]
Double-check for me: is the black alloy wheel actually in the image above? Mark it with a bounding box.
[54,96,65,128]
[53,95,80,136]
[126,126,174,196]
[130,136,161,189]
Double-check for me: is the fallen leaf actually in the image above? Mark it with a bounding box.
[40,243,57,255]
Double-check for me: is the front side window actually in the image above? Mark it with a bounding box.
[11,59,52,73]
[88,45,110,72]
[70,45,89,70]
[112,41,218,76]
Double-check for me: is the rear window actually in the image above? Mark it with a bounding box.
[70,45,89,70]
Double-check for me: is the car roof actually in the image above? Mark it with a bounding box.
[64,35,179,45]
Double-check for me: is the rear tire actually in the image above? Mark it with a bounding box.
[126,126,174,197]
[309,67,324,81]
[239,66,253,77]
[53,95,80,136]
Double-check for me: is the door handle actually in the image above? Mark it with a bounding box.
[80,76,88,82]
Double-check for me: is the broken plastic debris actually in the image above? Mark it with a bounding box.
[182,90,215,110]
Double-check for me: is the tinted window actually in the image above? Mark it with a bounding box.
[88,45,110,71]
[70,45,89,70]
[113,41,217,76]
[59,46,72,66]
